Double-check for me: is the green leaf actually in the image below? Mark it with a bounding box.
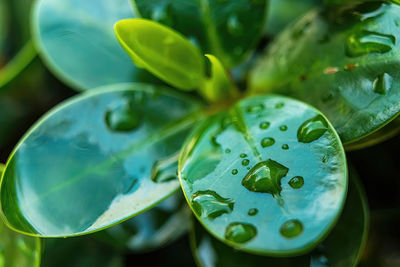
[250,2,400,147]
[32,0,158,91]
[115,19,205,91]
[179,94,347,256]
[96,191,190,252]
[266,0,321,35]
[0,83,204,237]
[133,0,268,68]
[41,236,123,267]
[0,164,41,267]
[190,173,368,267]
[0,1,8,52]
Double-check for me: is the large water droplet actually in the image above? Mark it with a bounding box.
[297,115,328,143]
[191,191,235,220]
[242,159,250,166]
[280,219,303,238]
[151,154,178,183]
[227,14,243,36]
[225,222,257,243]
[242,159,289,195]
[248,208,258,216]
[279,125,288,131]
[105,100,141,132]
[372,73,392,95]
[246,103,264,113]
[288,176,304,189]
[240,153,247,158]
[261,137,275,148]
[346,30,395,57]
[259,121,270,130]
[232,169,238,175]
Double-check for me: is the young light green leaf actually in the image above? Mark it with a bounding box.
[115,19,205,91]
[250,2,400,147]
[32,0,158,91]
[0,164,41,267]
[179,94,347,256]
[0,83,204,237]
[190,173,368,267]
[133,0,268,68]
[96,191,190,252]
[199,54,238,102]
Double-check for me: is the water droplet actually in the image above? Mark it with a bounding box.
[242,159,289,195]
[279,125,288,131]
[151,3,174,26]
[259,121,270,130]
[346,30,395,57]
[242,159,250,166]
[151,154,178,183]
[105,100,141,132]
[261,137,275,147]
[248,208,258,216]
[322,155,328,163]
[191,190,235,220]
[280,219,303,238]
[282,144,289,150]
[246,103,264,113]
[225,148,231,154]
[232,169,238,175]
[275,102,284,109]
[372,73,392,95]
[297,115,328,143]
[240,153,247,158]
[225,222,257,243]
[227,14,243,36]
[289,176,304,189]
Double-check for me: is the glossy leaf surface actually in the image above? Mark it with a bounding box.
[97,191,190,252]
[250,3,400,146]
[115,19,205,91]
[0,165,41,267]
[133,0,268,68]
[179,94,347,256]
[0,83,204,237]
[190,174,368,267]
[32,0,157,90]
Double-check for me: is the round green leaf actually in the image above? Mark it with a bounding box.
[250,2,400,147]
[190,173,368,267]
[133,0,268,68]
[32,0,158,91]
[0,83,204,237]
[0,165,41,267]
[115,19,205,91]
[96,191,190,252]
[179,94,347,256]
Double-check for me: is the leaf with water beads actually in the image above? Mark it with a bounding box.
[250,2,400,149]
[179,94,347,256]
[0,83,204,237]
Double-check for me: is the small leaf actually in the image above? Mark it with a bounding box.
[133,0,268,68]
[32,0,158,91]
[0,165,41,267]
[95,191,190,252]
[0,83,204,237]
[190,173,368,267]
[179,94,347,256]
[115,19,205,91]
[250,2,400,147]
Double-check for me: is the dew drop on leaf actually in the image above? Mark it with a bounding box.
[191,190,235,220]
[105,100,141,132]
[345,30,395,57]
[282,144,289,150]
[241,160,289,195]
[150,156,177,183]
[225,222,257,244]
[297,115,328,143]
[372,73,392,95]
[232,169,238,175]
[279,125,288,131]
[280,219,303,238]
[288,176,304,189]
[241,159,250,166]
[240,153,247,158]
[248,208,258,216]
[259,121,270,130]
[261,137,275,148]
[246,103,264,113]
[225,148,231,154]
[275,102,284,109]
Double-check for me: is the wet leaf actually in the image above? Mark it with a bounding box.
[190,173,368,267]
[250,2,400,147]
[179,94,347,256]
[0,83,204,237]
[133,0,268,68]
[115,19,205,91]
[32,0,158,91]
[0,165,41,267]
